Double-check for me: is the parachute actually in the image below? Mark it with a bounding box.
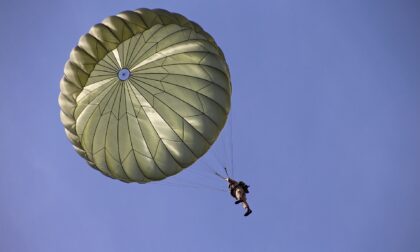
[58,8,232,183]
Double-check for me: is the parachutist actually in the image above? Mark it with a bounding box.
[225,178,252,216]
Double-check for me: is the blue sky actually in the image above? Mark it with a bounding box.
[1,0,419,251]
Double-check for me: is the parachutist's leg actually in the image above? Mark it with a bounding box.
[234,191,243,204]
[241,201,250,209]
[235,188,248,209]
[235,188,243,202]
[235,189,244,207]
[241,199,252,216]
[236,188,252,216]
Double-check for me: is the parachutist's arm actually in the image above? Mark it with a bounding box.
[226,178,237,184]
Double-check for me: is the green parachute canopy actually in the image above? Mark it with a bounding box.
[58,8,231,183]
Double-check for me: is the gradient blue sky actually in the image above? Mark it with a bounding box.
[1,0,420,251]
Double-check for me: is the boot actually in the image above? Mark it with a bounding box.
[244,208,252,217]
[235,200,243,204]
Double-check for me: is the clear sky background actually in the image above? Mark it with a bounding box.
[1,0,419,251]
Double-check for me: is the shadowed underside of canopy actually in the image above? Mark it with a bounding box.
[58,8,231,183]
